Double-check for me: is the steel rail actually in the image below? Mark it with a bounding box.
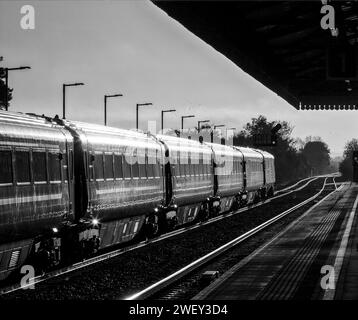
[126,177,338,300]
[275,172,338,194]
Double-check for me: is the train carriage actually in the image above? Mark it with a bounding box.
[65,121,166,248]
[234,147,265,203]
[157,134,214,225]
[0,111,73,280]
[208,143,245,213]
[256,149,275,197]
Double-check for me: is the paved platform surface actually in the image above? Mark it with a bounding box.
[195,183,358,300]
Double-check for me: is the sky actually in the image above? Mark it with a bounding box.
[0,0,355,157]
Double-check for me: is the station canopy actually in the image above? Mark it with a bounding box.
[154,1,358,110]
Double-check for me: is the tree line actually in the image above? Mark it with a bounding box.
[339,139,358,180]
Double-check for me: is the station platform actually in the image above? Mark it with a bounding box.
[195,183,358,300]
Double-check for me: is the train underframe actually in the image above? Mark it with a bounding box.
[143,184,275,238]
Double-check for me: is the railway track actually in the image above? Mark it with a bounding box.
[126,176,340,300]
[0,175,334,296]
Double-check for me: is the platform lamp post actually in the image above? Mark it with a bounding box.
[104,93,123,126]
[226,127,236,146]
[211,124,225,143]
[136,102,153,130]
[181,115,195,131]
[62,82,84,119]
[197,120,210,133]
[161,109,176,132]
[4,66,31,111]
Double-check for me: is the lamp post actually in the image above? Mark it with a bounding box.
[227,127,236,136]
[104,93,123,126]
[197,120,210,133]
[62,82,84,119]
[161,109,176,132]
[181,115,195,131]
[3,66,31,111]
[226,127,236,146]
[212,124,225,143]
[136,102,153,130]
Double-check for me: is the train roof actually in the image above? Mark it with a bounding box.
[205,142,241,158]
[254,149,275,160]
[0,111,71,148]
[157,134,212,155]
[233,146,264,160]
[0,110,57,127]
[65,120,162,150]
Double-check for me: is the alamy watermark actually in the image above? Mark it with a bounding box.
[20,5,35,30]
[320,265,335,290]
[20,265,35,290]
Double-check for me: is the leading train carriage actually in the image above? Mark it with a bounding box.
[0,111,73,280]
[157,134,214,226]
[61,120,166,247]
[208,143,245,214]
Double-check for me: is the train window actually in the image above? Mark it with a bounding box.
[138,149,146,179]
[196,160,200,176]
[190,164,195,176]
[139,163,146,178]
[179,163,184,177]
[153,157,160,178]
[94,153,104,180]
[15,150,31,183]
[192,157,197,176]
[207,164,212,175]
[203,163,207,176]
[232,159,237,174]
[132,162,139,178]
[146,155,154,178]
[237,160,241,174]
[183,163,188,177]
[48,152,61,182]
[33,151,47,182]
[198,154,203,176]
[174,164,180,177]
[175,155,180,177]
[186,162,191,176]
[192,158,196,176]
[104,154,114,180]
[131,149,139,178]
[0,150,13,184]
[187,155,191,176]
[114,154,123,179]
[123,154,131,179]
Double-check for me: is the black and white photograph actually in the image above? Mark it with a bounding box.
[0,0,358,315]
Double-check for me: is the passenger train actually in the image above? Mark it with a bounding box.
[0,111,275,281]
